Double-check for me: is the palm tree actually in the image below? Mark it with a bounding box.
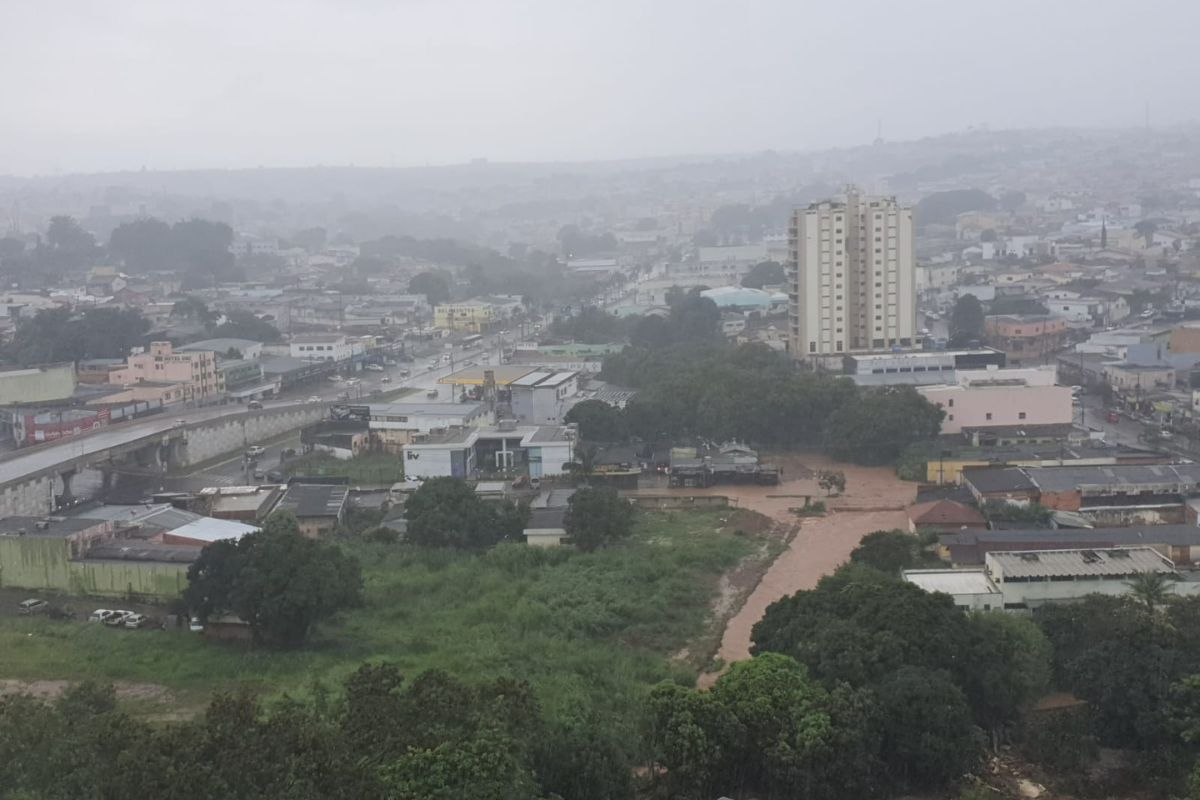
[1125,570,1176,611]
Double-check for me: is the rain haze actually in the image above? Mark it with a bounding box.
[4,0,1200,174]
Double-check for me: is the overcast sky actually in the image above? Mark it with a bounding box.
[3,0,1198,175]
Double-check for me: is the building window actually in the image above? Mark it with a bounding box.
[948,399,954,408]
[949,414,954,421]
[1019,412,1027,420]
[986,412,993,421]
[809,342,816,353]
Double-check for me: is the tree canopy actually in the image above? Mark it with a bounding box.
[914,189,997,226]
[0,663,630,800]
[404,477,528,548]
[740,260,786,289]
[564,399,627,442]
[949,293,985,346]
[184,511,363,647]
[6,306,150,365]
[407,271,452,306]
[563,487,635,552]
[108,217,239,286]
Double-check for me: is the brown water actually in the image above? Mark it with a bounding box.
[697,454,915,687]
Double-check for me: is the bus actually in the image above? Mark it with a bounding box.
[460,334,483,349]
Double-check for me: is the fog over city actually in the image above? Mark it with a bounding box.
[4,0,1200,174]
[9,3,1200,799]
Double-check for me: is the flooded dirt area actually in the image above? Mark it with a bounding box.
[695,453,915,687]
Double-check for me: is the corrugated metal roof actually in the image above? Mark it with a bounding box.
[168,517,258,543]
[987,547,1173,580]
[277,484,349,518]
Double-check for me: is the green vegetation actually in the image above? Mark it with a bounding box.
[185,512,363,647]
[0,666,631,800]
[564,398,627,441]
[563,486,635,552]
[405,477,528,548]
[602,341,944,464]
[548,306,630,343]
[849,529,932,573]
[6,306,150,366]
[0,511,753,729]
[739,260,786,289]
[950,292,985,346]
[283,452,405,484]
[109,217,240,287]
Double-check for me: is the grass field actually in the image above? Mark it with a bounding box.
[0,510,766,733]
[283,452,405,484]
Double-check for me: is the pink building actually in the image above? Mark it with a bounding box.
[918,366,1073,435]
[110,341,224,403]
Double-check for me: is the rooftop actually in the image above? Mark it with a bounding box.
[177,338,262,353]
[0,515,103,539]
[85,541,199,564]
[438,365,538,386]
[987,547,1174,580]
[903,569,999,596]
[276,483,350,518]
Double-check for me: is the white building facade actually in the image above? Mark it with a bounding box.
[789,188,916,360]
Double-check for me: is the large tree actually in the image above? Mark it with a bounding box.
[407,271,452,306]
[108,218,175,271]
[849,529,921,573]
[648,653,881,799]
[564,400,627,442]
[404,477,527,548]
[876,667,982,790]
[213,309,282,343]
[563,487,635,552]
[740,260,786,289]
[7,306,150,365]
[949,293,985,346]
[824,386,944,465]
[184,511,363,648]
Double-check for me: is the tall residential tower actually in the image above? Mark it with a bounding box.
[788,187,916,361]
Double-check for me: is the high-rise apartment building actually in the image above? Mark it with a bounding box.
[788,187,916,361]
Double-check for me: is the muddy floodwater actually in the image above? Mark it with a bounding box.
[697,454,915,687]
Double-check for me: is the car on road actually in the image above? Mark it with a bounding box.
[266,469,285,482]
[89,609,121,623]
[252,468,265,479]
[247,400,263,410]
[1106,410,1121,423]
[306,395,322,403]
[18,598,48,615]
[105,610,136,626]
[189,617,204,633]
[365,363,384,372]
[124,613,151,629]
[426,389,439,399]
[383,358,397,366]
[327,375,342,382]
[246,445,266,458]
[175,419,188,427]
[381,376,392,383]
[399,369,410,377]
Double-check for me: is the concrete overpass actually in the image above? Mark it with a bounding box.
[0,402,328,517]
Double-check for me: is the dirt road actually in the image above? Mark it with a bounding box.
[697,454,915,687]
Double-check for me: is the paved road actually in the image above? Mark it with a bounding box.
[0,335,512,487]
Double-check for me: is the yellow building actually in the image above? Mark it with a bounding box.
[434,301,496,333]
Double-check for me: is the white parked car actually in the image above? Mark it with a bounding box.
[124,613,151,629]
[246,445,266,458]
[104,610,136,626]
[89,609,119,623]
[365,363,384,372]
[307,395,322,403]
